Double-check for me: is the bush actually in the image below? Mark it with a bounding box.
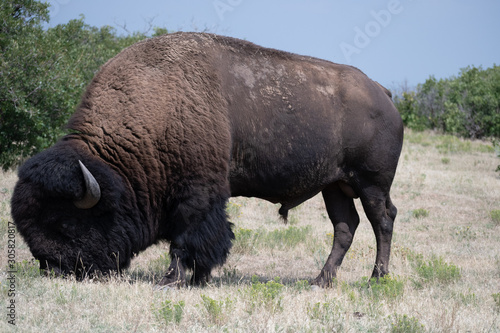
[353,276,405,301]
[490,210,500,226]
[412,208,429,219]
[410,254,461,287]
[243,276,285,314]
[0,0,157,170]
[307,300,344,329]
[153,299,185,326]
[199,294,233,326]
[394,65,500,139]
[493,293,500,312]
[390,314,426,333]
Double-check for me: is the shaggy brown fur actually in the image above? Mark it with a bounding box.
[12,32,403,287]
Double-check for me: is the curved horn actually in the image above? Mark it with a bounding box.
[74,160,101,209]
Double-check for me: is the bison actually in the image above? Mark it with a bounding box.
[11,32,403,287]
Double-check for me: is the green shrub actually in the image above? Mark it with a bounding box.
[225,201,242,219]
[14,259,41,279]
[458,291,478,306]
[492,293,500,312]
[353,276,405,301]
[394,65,500,139]
[200,294,233,326]
[232,228,260,254]
[294,279,311,293]
[410,254,461,287]
[490,210,500,226]
[307,301,344,329]
[390,314,426,333]
[244,276,285,314]
[454,225,477,242]
[153,299,185,326]
[147,253,171,276]
[412,208,429,219]
[0,1,155,170]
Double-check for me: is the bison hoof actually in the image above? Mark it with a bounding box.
[157,270,186,288]
[153,284,177,291]
[312,272,337,288]
[156,277,185,289]
[310,285,322,292]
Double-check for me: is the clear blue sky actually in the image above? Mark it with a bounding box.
[46,0,499,90]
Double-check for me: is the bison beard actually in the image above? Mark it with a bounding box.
[11,32,403,288]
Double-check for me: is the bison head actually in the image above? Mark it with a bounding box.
[11,139,137,279]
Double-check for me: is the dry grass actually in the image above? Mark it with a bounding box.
[1,130,499,332]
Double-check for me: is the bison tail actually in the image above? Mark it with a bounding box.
[278,206,289,224]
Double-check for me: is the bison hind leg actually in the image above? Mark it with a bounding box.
[359,188,397,279]
[314,182,360,287]
[161,196,234,287]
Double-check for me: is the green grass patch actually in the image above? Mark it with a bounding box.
[352,276,405,301]
[263,225,311,249]
[232,228,260,254]
[492,293,500,313]
[436,135,472,154]
[199,294,233,326]
[225,201,242,219]
[152,299,185,326]
[453,225,477,242]
[410,254,461,287]
[13,259,41,279]
[294,279,311,293]
[307,300,344,329]
[490,210,500,226]
[457,290,478,306]
[232,225,312,254]
[243,276,285,314]
[390,314,426,333]
[404,131,432,146]
[147,252,171,275]
[412,208,429,219]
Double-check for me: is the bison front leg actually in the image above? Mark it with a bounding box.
[159,250,187,288]
[314,182,360,287]
[159,196,234,287]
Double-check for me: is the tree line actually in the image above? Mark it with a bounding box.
[0,0,167,170]
[394,65,500,139]
[1,0,498,170]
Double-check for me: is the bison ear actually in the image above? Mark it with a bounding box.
[73,160,101,209]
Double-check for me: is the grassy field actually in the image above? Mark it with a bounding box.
[1,130,500,332]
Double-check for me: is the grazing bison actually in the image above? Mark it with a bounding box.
[11,32,403,287]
